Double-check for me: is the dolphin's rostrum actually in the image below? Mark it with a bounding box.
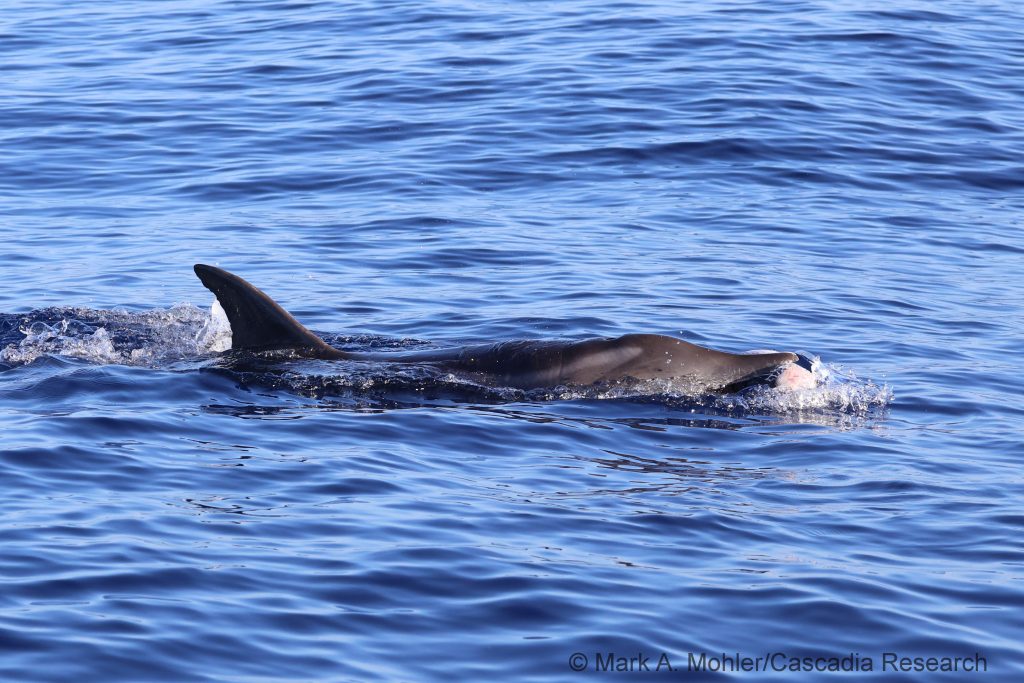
[194,264,815,393]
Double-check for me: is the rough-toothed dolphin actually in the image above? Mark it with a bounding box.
[193,264,816,393]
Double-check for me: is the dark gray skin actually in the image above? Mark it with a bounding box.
[194,264,802,392]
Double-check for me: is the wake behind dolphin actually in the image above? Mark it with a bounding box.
[193,264,818,394]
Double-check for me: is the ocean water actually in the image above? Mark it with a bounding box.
[2,0,1023,680]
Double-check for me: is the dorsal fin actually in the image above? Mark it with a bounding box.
[193,264,346,358]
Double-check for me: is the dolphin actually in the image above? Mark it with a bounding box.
[193,264,817,393]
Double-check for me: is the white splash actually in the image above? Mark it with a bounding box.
[724,361,892,414]
[0,303,232,367]
[1,320,121,365]
[196,300,232,353]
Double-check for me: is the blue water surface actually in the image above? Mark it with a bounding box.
[2,1,1023,681]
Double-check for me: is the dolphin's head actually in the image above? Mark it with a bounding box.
[724,350,820,393]
[772,352,819,391]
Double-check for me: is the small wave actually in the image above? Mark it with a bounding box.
[0,303,231,367]
[722,363,893,415]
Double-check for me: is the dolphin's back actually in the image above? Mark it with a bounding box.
[560,334,796,390]
[193,265,799,391]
